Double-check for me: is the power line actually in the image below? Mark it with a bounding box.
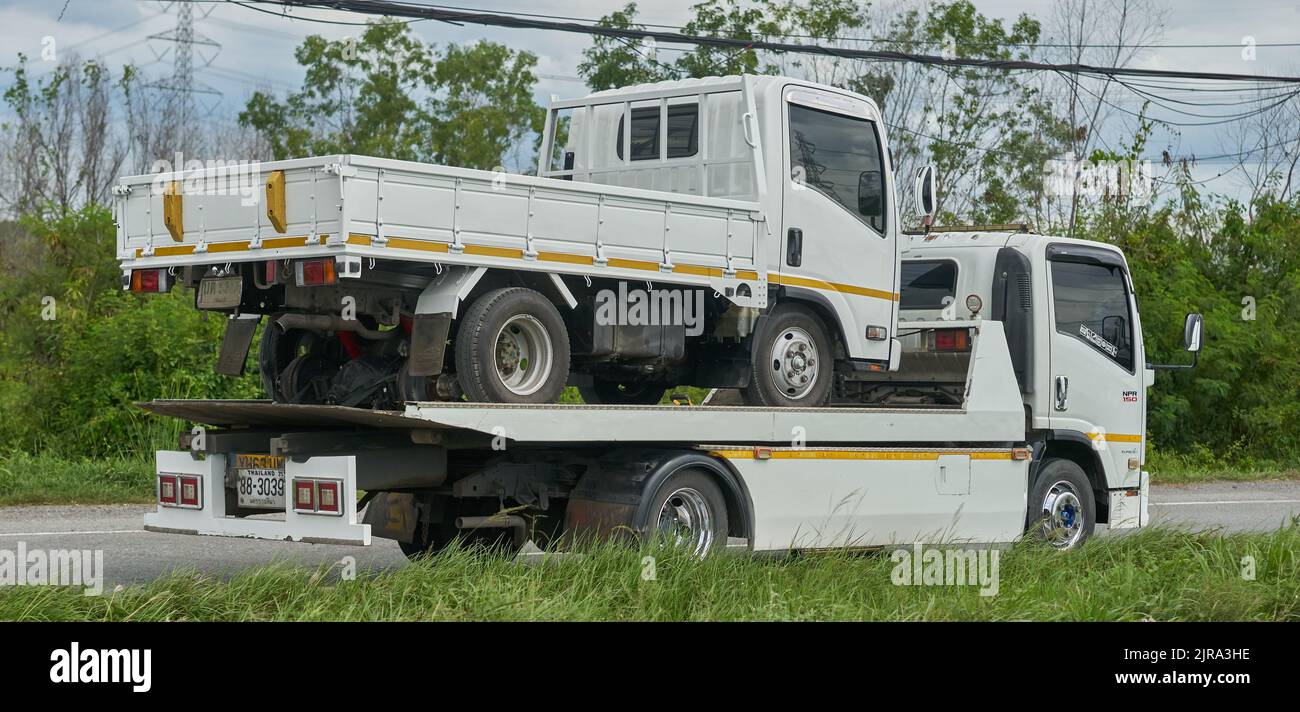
[248,0,1300,85]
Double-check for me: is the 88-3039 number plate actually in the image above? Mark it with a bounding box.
[235,454,285,509]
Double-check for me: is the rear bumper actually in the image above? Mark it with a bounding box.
[143,450,371,545]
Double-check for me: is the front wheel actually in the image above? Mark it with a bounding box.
[1026,458,1096,550]
[742,302,833,407]
[455,288,570,404]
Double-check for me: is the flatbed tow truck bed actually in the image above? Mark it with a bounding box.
[137,321,1100,553]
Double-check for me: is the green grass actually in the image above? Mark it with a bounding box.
[0,452,154,506]
[1147,447,1300,484]
[2,525,1298,621]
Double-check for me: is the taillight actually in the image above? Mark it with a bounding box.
[292,478,343,517]
[158,474,178,505]
[158,473,201,509]
[931,328,971,352]
[130,268,170,293]
[295,258,337,287]
[264,259,280,286]
[179,475,202,508]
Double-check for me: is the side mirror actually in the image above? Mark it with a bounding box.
[913,165,936,222]
[1183,312,1203,353]
[858,170,882,217]
[1150,312,1203,371]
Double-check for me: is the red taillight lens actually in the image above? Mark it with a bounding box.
[179,475,201,508]
[295,258,337,286]
[264,259,280,285]
[932,329,971,352]
[130,269,168,293]
[316,481,340,514]
[293,479,316,512]
[292,478,343,516]
[158,474,178,505]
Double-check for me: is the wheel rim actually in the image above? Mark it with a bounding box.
[1039,479,1086,549]
[656,487,716,557]
[769,326,819,399]
[492,314,553,396]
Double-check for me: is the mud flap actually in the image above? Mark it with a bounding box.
[363,492,419,543]
[408,313,452,377]
[215,315,261,376]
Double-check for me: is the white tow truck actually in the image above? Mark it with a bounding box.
[130,74,1203,554]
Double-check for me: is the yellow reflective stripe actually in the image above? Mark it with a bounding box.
[136,235,328,258]
[538,250,594,266]
[606,257,661,272]
[769,272,898,302]
[464,244,524,259]
[711,449,1014,461]
[1087,432,1142,443]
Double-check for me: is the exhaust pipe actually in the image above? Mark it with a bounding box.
[456,514,527,531]
[275,313,396,340]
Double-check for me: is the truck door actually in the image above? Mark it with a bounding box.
[780,87,897,361]
[1046,244,1145,488]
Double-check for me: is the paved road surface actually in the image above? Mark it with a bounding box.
[0,480,1296,587]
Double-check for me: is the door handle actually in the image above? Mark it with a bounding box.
[1054,375,1069,411]
[786,228,803,267]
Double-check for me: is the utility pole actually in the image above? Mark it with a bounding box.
[146,1,222,152]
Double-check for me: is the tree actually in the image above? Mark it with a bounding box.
[0,55,127,216]
[239,20,544,171]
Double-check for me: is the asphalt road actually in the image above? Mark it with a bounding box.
[0,480,1297,587]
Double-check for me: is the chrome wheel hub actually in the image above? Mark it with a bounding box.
[656,487,715,557]
[1039,480,1086,549]
[769,327,818,399]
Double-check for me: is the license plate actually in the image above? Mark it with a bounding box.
[235,454,285,509]
[197,276,243,310]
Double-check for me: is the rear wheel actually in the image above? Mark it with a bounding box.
[742,302,833,407]
[455,288,570,404]
[639,469,729,558]
[259,324,335,404]
[1026,458,1096,550]
[578,380,668,405]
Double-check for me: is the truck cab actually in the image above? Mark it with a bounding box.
[898,227,1203,530]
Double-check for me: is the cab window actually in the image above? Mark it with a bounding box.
[1051,260,1134,370]
[788,103,887,234]
[900,260,958,310]
[616,105,699,161]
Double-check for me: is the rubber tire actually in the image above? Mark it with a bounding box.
[741,302,833,407]
[1025,458,1096,549]
[639,469,729,557]
[257,323,319,402]
[455,287,571,404]
[578,380,668,405]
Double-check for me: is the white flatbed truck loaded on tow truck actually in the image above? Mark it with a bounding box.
[126,75,1203,554]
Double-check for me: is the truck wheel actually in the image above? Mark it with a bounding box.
[258,323,321,402]
[578,380,667,405]
[1026,458,1096,550]
[640,469,729,557]
[455,288,570,403]
[742,303,832,407]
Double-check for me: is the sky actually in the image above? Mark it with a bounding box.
[4,0,1300,201]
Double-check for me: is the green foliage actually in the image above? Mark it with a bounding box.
[238,20,543,170]
[0,206,259,457]
[578,0,865,89]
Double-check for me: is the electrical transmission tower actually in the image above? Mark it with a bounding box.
[146,1,222,150]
